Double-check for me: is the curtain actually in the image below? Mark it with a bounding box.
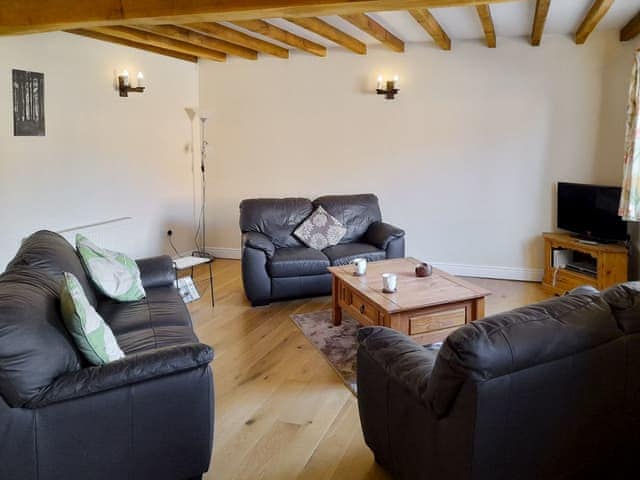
[619,51,640,221]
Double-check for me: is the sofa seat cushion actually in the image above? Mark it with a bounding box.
[98,286,196,354]
[323,243,386,266]
[268,247,330,277]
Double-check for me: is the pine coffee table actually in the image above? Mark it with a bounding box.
[328,257,491,345]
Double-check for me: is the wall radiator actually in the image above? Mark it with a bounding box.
[56,217,135,252]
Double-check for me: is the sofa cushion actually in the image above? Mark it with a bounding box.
[0,267,81,407]
[240,198,313,248]
[6,230,98,307]
[602,281,640,334]
[98,286,197,354]
[61,272,125,365]
[313,194,382,244]
[293,206,347,250]
[76,234,145,302]
[268,247,330,277]
[323,243,386,266]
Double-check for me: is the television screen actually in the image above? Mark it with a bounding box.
[557,182,628,242]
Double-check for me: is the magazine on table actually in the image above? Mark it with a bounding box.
[175,276,200,303]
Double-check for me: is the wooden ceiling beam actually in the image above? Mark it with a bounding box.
[620,11,640,42]
[232,19,326,56]
[67,29,198,62]
[132,24,257,59]
[89,26,226,61]
[575,0,614,45]
[340,13,404,52]
[0,0,521,36]
[408,9,451,51]
[475,4,496,48]
[285,17,366,54]
[183,22,289,58]
[531,0,551,46]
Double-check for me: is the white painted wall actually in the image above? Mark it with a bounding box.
[199,32,640,280]
[0,32,200,267]
[1,30,638,280]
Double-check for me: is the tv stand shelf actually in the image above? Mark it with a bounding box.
[542,232,628,295]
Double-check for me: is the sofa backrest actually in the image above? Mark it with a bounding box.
[239,198,312,248]
[601,282,640,429]
[313,194,381,244]
[427,291,621,417]
[427,291,627,479]
[601,281,640,334]
[0,267,81,407]
[5,230,97,306]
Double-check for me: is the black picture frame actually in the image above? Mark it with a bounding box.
[12,69,45,136]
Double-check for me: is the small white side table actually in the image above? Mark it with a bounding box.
[173,256,215,307]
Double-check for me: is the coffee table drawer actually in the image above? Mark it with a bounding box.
[349,291,381,326]
[409,308,466,336]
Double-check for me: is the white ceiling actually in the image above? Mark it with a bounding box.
[222,0,640,50]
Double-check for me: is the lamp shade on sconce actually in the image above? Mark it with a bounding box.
[375,74,400,100]
[117,69,145,97]
[120,70,129,87]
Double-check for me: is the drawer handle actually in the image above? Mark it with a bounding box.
[360,304,365,314]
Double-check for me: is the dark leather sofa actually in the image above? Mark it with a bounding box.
[239,194,405,306]
[357,284,639,480]
[0,231,214,480]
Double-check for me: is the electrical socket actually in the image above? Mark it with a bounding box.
[167,229,173,237]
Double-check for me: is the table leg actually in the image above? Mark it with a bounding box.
[332,275,342,326]
[470,297,486,321]
[209,261,215,307]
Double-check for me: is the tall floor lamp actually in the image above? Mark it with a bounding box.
[193,114,213,259]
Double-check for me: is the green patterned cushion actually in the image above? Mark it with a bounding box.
[60,272,125,365]
[76,234,145,302]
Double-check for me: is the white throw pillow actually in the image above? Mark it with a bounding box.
[76,234,145,302]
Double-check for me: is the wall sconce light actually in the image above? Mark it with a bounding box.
[118,70,145,97]
[376,75,400,100]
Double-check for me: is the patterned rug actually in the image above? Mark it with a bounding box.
[291,310,360,394]
[291,310,443,395]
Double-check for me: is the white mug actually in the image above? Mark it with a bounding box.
[353,257,367,276]
[382,273,398,292]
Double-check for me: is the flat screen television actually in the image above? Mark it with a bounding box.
[557,182,628,242]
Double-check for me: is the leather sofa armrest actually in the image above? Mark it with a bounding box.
[364,222,405,250]
[136,255,175,288]
[567,285,600,296]
[25,343,214,409]
[242,232,275,258]
[358,327,438,407]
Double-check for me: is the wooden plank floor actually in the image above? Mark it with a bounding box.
[187,259,550,480]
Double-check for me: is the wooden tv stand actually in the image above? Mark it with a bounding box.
[542,232,628,295]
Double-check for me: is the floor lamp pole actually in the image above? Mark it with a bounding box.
[193,115,213,259]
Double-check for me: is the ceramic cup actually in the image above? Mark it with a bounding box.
[353,257,367,276]
[382,273,398,293]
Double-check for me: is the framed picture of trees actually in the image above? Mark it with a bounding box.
[12,69,45,136]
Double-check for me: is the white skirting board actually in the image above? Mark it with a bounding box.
[204,247,543,282]
[429,262,543,282]
[206,247,242,260]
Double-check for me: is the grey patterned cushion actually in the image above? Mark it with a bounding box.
[294,206,347,250]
